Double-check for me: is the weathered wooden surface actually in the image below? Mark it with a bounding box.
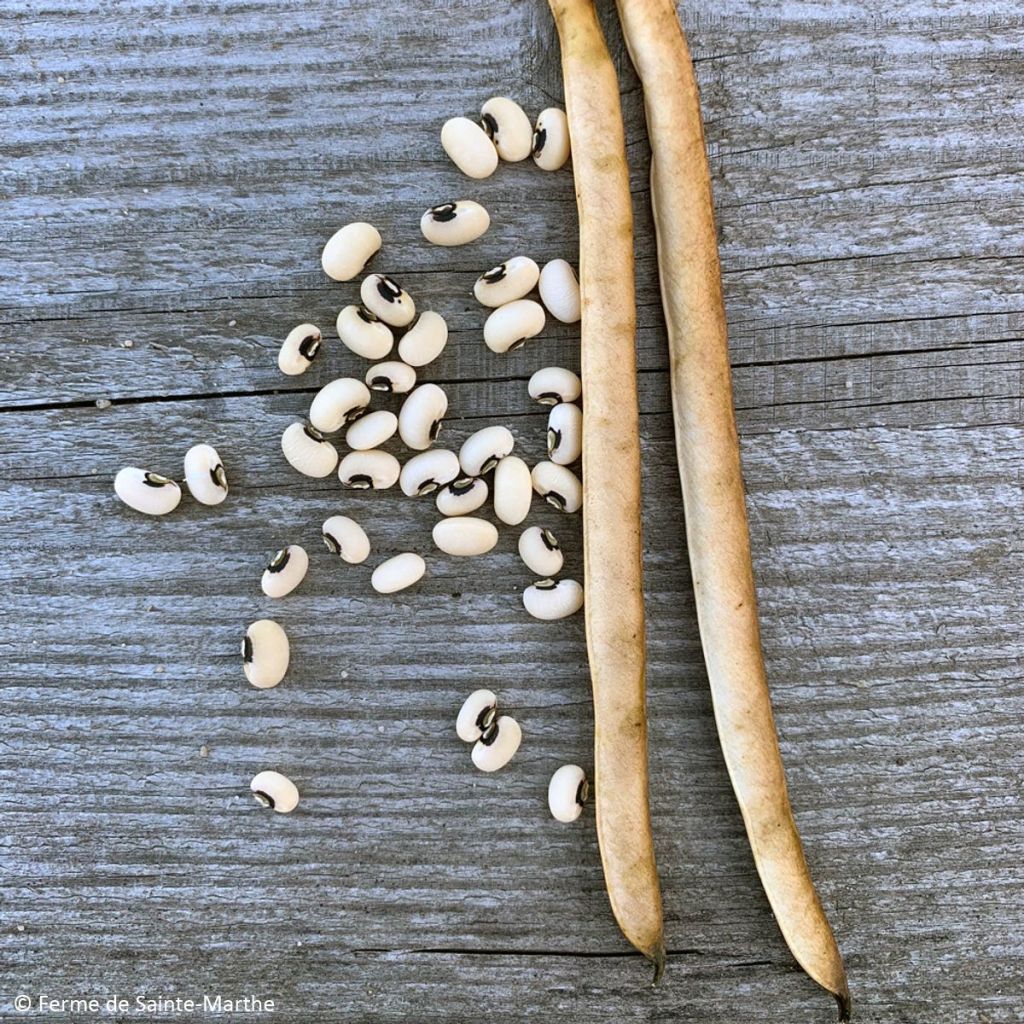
[2,1,1022,1021]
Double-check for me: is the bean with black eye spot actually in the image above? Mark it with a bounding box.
[420,200,490,246]
[278,323,322,376]
[547,402,583,465]
[472,715,522,772]
[183,443,228,506]
[456,688,498,743]
[436,476,488,516]
[309,378,371,435]
[114,467,181,516]
[338,449,401,491]
[365,360,417,395]
[480,96,533,162]
[336,305,394,360]
[473,256,540,308]
[459,425,515,477]
[531,461,582,513]
[533,107,571,171]
[548,764,589,822]
[523,578,584,620]
[399,449,460,497]
[322,515,371,564]
[250,770,300,813]
[483,299,546,354]
[441,116,499,179]
[261,544,308,598]
[529,366,582,406]
[321,222,381,282]
[242,619,289,689]
[518,526,564,577]
[281,422,339,478]
[360,274,416,328]
[398,383,448,451]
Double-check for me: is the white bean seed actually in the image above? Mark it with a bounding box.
[398,310,448,367]
[113,467,181,516]
[531,461,582,513]
[523,578,584,620]
[360,274,416,327]
[538,259,581,323]
[421,201,490,246]
[459,425,515,476]
[484,299,546,354]
[441,116,499,179]
[436,476,488,516]
[309,378,371,434]
[183,443,228,506]
[493,455,533,525]
[261,544,309,598]
[322,515,371,564]
[548,764,588,822]
[456,688,498,743]
[345,409,398,451]
[281,422,339,478]
[473,255,540,308]
[321,222,382,282]
[336,305,394,360]
[398,383,448,450]
[242,619,289,689]
[278,323,322,376]
[533,107,571,171]
[518,526,564,577]
[338,449,401,490]
[472,715,522,772]
[399,449,460,497]
[528,366,581,406]
[365,360,417,395]
[250,770,300,813]
[371,552,426,594]
[480,96,533,162]
[547,402,582,465]
[432,516,498,557]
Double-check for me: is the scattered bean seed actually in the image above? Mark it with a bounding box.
[183,443,228,506]
[523,578,584,620]
[493,455,533,525]
[338,449,401,490]
[531,460,582,513]
[436,476,488,516]
[472,715,522,772]
[281,422,339,478]
[113,467,182,516]
[365,360,417,394]
[456,688,499,743]
[371,552,426,594]
[322,515,371,564]
[309,377,371,434]
[480,96,533,162]
[538,259,582,323]
[547,402,583,465]
[398,383,448,450]
[360,274,416,327]
[518,526,564,577]
[548,764,589,822]
[399,449,460,497]
[261,544,309,598]
[242,619,290,689]
[473,255,540,308]
[528,366,582,406]
[321,222,382,282]
[398,310,448,368]
[483,299,546,354]
[278,323,322,376]
[345,409,398,451]
[533,107,571,171]
[336,305,394,360]
[441,116,499,179]
[250,770,300,813]
[420,200,490,246]
[459,425,515,476]
[432,516,498,557]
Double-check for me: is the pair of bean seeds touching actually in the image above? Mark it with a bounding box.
[114,443,228,515]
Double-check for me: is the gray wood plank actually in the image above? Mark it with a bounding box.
[2,0,1023,1021]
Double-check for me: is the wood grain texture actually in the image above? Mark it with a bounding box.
[2,1,1022,1022]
